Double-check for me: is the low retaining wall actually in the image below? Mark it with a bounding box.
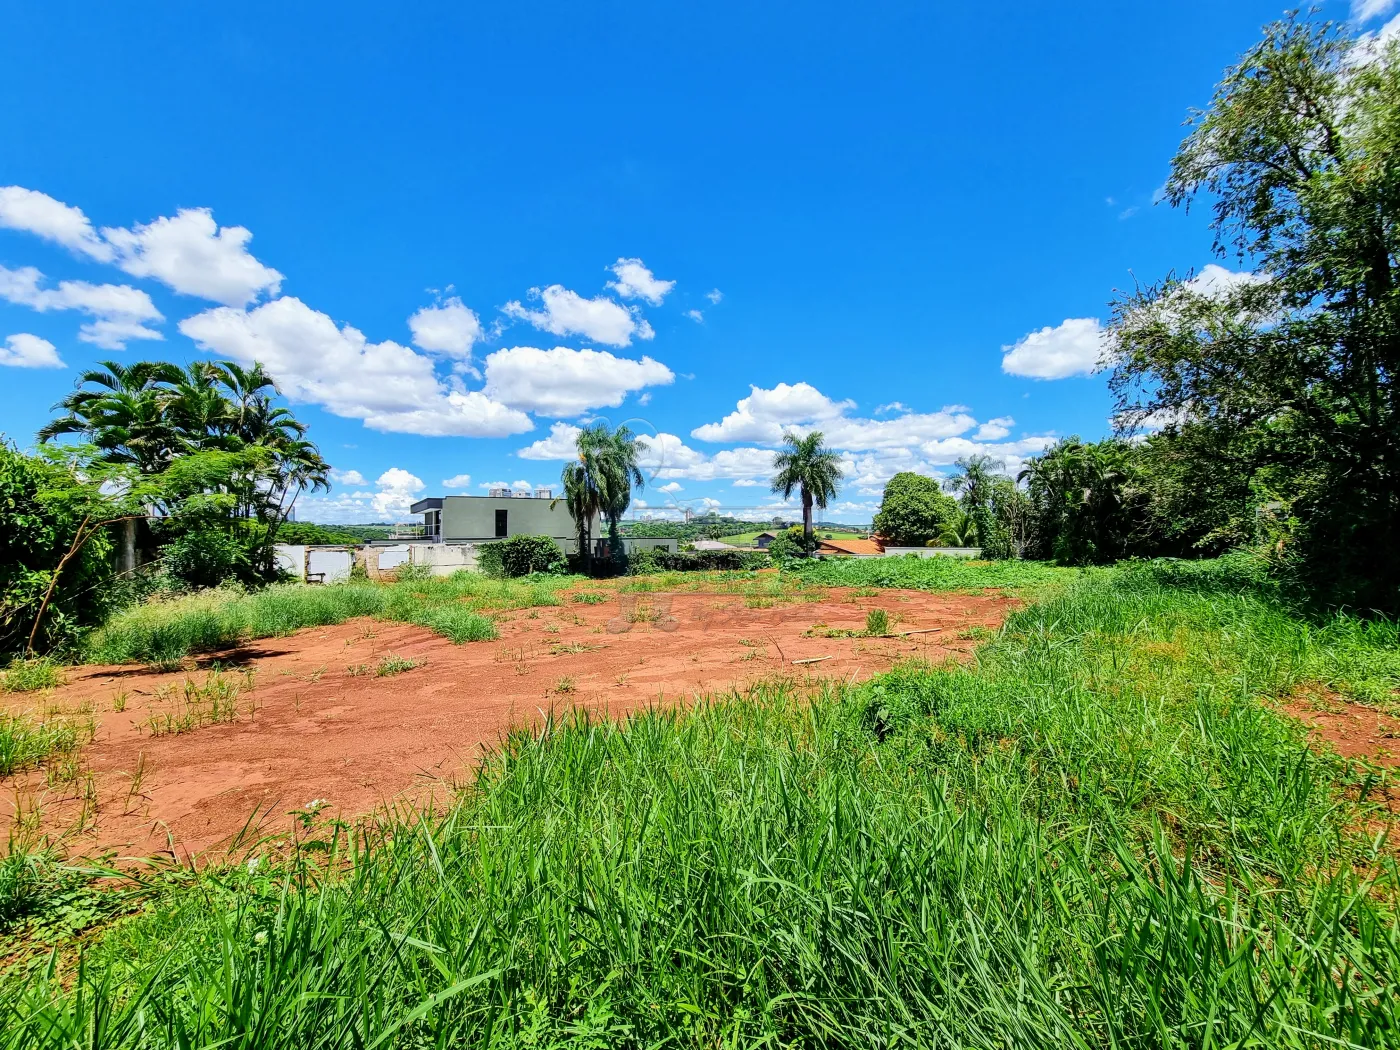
[273,542,481,583]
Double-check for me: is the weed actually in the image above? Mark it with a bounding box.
[143,672,245,737]
[111,692,128,713]
[0,711,90,777]
[345,663,369,678]
[550,642,600,656]
[1,658,64,693]
[865,609,890,637]
[738,638,760,647]
[570,591,609,605]
[553,676,576,694]
[375,654,420,677]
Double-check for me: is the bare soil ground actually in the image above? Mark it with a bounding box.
[1282,686,1400,815]
[3,587,1013,861]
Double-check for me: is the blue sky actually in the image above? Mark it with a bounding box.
[0,1,1382,523]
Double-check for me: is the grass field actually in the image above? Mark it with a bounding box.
[1,556,1396,1046]
[84,572,576,667]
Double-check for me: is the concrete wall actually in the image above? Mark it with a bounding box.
[882,547,984,560]
[439,496,599,550]
[274,542,482,582]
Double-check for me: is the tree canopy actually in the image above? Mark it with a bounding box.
[771,432,843,549]
[1107,15,1400,609]
[872,472,957,546]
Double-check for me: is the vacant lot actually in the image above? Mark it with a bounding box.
[2,584,1011,858]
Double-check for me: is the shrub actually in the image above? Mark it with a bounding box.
[478,535,566,578]
[161,530,247,590]
[864,608,889,636]
[650,550,770,572]
[626,546,664,576]
[0,657,65,693]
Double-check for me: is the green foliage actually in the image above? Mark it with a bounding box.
[771,430,843,544]
[0,443,114,657]
[649,549,770,572]
[0,709,88,777]
[872,472,958,546]
[864,608,889,636]
[792,552,1069,592]
[624,545,663,575]
[276,522,377,545]
[477,535,566,578]
[4,563,1398,1046]
[86,572,568,665]
[36,358,331,591]
[1107,15,1400,610]
[0,656,65,693]
[159,529,249,589]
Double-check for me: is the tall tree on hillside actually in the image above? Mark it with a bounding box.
[771,431,843,551]
[1109,15,1400,609]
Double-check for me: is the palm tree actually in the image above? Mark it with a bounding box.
[943,454,1004,549]
[558,461,598,573]
[570,422,645,570]
[39,360,186,471]
[937,510,979,547]
[771,431,843,551]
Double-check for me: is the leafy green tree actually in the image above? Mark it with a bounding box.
[1019,438,1153,565]
[1108,14,1400,608]
[0,442,113,656]
[771,432,844,551]
[872,472,958,546]
[38,358,330,587]
[942,455,1005,549]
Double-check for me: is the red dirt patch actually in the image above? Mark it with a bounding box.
[3,587,1013,861]
[1281,691,1400,772]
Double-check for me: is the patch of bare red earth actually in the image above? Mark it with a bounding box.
[3,587,1014,862]
[1281,689,1400,814]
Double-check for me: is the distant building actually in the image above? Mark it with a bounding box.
[408,493,677,557]
[752,531,779,549]
[692,539,739,551]
[409,492,596,551]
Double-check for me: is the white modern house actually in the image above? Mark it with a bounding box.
[407,488,677,557]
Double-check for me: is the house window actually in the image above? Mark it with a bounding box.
[495,509,508,537]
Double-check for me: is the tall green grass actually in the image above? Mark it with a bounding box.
[794,551,1073,591]
[85,573,574,666]
[2,561,1396,1046]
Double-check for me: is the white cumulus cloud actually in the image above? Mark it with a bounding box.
[517,421,583,460]
[442,473,473,489]
[657,481,683,493]
[104,208,283,307]
[1354,0,1398,20]
[691,382,855,443]
[1001,317,1105,379]
[502,285,650,347]
[607,258,674,305]
[371,467,425,519]
[0,333,64,368]
[0,186,113,261]
[706,289,723,304]
[0,188,282,307]
[179,296,534,438]
[482,345,674,416]
[0,264,164,349]
[330,468,367,486]
[409,296,482,359]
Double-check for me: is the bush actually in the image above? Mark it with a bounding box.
[626,547,664,576]
[161,530,247,590]
[650,550,770,572]
[477,535,566,578]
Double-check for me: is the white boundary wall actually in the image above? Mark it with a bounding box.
[274,542,481,583]
[881,547,984,560]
